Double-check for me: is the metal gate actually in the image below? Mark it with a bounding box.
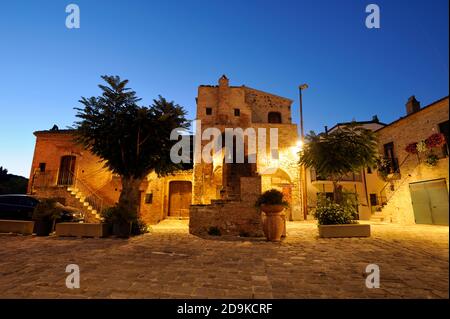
[409,179,449,226]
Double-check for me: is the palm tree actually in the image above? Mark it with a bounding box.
[299,123,378,204]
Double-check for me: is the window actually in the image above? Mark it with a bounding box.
[205,107,212,115]
[367,166,372,174]
[268,112,282,123]
[369,194,378,206]
[39,163,46,172]
[439,121,449,156]
[145,193,153,204]
[383,142,399,173]
[234,108,240,116]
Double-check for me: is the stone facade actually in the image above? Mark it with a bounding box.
[27,75,303,232]
[372,96,449,224]
[28,130,193,225]
[192,75,302,221]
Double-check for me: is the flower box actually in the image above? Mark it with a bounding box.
[56,222,109,238]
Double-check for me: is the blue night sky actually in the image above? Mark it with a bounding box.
[0,0,448,177]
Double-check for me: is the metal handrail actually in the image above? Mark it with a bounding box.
[68,171,104,214]
[379,153,412,202]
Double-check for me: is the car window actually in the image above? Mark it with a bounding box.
[19,197,37,207]
[0,196,13,204]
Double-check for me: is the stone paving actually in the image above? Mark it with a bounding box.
[0,220,448,299]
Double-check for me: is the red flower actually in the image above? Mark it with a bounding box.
[425,133,446,148]
[405,142,418,154]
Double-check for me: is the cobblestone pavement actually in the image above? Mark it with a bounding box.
[0,220,448,299]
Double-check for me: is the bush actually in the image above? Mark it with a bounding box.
[32,198,62,221]
[314,197,358,225]
[255,189,289,207]
[207,226,221,236]
[131,218,150,235]
[102,206,149,236]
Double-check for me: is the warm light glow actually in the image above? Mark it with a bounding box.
[291,140,303,155]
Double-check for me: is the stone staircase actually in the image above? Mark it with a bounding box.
[67,187,102,223]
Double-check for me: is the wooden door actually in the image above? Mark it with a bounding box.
[168,181,192,218]
[57,155,76,186]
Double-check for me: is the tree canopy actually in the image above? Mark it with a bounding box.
[299,123,378,202]
[73,75,189,224]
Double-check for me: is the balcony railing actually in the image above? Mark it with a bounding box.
[310,169,362,182]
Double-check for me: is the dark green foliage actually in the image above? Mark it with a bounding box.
[314,196,358,225]
[131,218,150,235]
[74,75,189,179]
[101,205,149,236]
[207,226,221,236]
[300,123,378,203]
[0,167,28,194]
[74,76,189,224]
[255,189,289,207]
[32,198,62,221]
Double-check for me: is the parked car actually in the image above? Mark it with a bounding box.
[0,194,84,222]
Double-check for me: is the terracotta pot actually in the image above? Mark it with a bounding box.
[260,204,285,214]
[264,212,285,242]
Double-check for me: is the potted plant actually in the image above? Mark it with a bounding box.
[255,189,289,242]
[32,198,61,236]
[314,195,370,238]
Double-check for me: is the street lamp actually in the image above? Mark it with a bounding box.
[299,84,308,220]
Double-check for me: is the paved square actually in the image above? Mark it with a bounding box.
[0,220,448,298]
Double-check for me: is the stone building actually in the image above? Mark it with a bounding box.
[305,96,449,225]
[371,96,449,225]
[189,76,302,236]
[27,76,303,231]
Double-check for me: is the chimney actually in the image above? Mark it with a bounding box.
[406,96,420,115]
[219,75,229,88]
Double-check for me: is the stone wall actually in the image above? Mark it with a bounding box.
[375,97,449,224]
[189,176,264,237]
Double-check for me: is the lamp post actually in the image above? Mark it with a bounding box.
[299,84,308,220]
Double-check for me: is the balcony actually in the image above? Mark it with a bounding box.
[310,169,362,183]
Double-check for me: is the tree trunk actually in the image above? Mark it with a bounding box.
[118,176,143,222]
[332,181,344,205]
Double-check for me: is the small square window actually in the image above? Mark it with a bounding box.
[39,163,46,172]
[234,108,240,116]
[206,107,212,115]
[145,193,153,204]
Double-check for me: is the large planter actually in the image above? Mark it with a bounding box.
[56,223,109,238]
[113,221,132,238]
[34,220,53,236]
[260,205,285,242]
[0,220,34,235]
[318,224,371,238]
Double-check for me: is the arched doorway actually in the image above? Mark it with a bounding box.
[57,155,76,186]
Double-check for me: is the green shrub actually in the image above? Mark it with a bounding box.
[131,218,150,235]
[207,226,221,236]
[32,198,62,221]
[314,197,358,225]
[255,189,289,207]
